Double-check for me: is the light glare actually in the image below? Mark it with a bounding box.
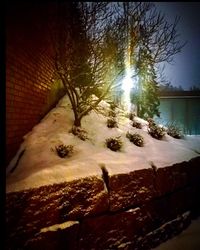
[122,69,133,111]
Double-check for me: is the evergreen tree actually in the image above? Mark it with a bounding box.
[126,2,185,119]
[131,47,160,119]
[138,67,160,119]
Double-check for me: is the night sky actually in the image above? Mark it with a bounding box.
[155,2,200,90]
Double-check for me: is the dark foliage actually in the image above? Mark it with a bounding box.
[129,112,136,121]
[110,102,118,110]
[108,110,116,117]
[54,144,74,158]
[166,123,183,139]
[71,126,88,140]
[105,136,122,151]
[107,118,118,128]
[132,120,142,129]
[126,131,144,147]
[148,119,165,140]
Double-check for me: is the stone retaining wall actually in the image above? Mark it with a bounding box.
[6,156,200,249]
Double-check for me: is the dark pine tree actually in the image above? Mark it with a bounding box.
[139,66,160,119]
[131,48,160,119]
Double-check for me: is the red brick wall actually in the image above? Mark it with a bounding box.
[6,3,65,165]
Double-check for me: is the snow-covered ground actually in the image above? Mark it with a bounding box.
[6,95,200,192]
[153,217,200,250]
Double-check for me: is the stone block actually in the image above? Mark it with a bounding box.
[6,176,108,249]
[155,161,189,196]
[154,157,200,197]
[186,156,200,184]
[24,221,79,250]
[79,207,151,250]
[133,211,191,250]
[104,163,156,211]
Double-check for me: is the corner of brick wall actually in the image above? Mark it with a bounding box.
[6,3,65,165]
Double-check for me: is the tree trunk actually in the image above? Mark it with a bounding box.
[74,117,81,127]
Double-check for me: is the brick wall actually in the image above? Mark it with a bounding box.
[6,2,65,165]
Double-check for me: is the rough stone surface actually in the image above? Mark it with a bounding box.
[6,157,200,249]
[154,156,200,197]
[154,161,189,196]
[24,221,79,250]
[6,176,108,249]
[108,167,156,212]
[140,187,194,232]
[133,211,191,250]
[79,207,150,250]
[79,184,198,250]
[186,156,200,185]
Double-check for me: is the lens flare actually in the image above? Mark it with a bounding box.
[122,68,132,111]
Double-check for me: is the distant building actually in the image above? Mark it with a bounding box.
[155,91,200,135]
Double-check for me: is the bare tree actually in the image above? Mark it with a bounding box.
[49,2,186,125]
[50,2,122,127]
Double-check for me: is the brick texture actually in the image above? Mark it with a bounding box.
[6,3,65,164]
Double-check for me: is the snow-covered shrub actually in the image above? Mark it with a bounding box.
[129,112,136,121]
[132,120,142,129]
[105,136,122,151]
[166,122,183,139]
[126,131,144,147]
[147,118,156,126]
[108,110,116,117]
[54,144,74,158]
[148,122,166,140]
[71,126,88,141]
[110,102,118,110]
[107,118,118,128]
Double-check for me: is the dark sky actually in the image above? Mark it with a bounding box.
[154,2,200,90]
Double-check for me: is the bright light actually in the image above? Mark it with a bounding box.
[122,68,133,112]
[122,70,132,92]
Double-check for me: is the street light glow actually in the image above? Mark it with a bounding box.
[122,68,132,111]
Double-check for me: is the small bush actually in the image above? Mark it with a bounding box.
[129,112,136,121]
[71,126,88,141]
[105,136,123,151]
[166,123,183,139]
[107,118,118,128]
[108,110,116,117]
[126,131,144,147]
[147,118,156,126]
[132,120,142,129]
[54,144,74,158]
[110,102,118,110]
[148,122,166,140]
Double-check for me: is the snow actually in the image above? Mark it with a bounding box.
[40,221,79,233]
[6,95,200,193]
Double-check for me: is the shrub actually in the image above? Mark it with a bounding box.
[71,126,88,141]
[54,144,74,158]
[126,131,144,147]
[110,102,118,110]
[108,110,116,117]
[129,112,136,121]
[105,136,122,151]
[107,118,118,128]
[132,120,142,129]
[166,122,183,139]
[147,118,156,126]
[148,122,166,140]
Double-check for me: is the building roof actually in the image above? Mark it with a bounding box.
[159,91,200,98]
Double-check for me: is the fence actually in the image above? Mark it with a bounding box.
[155,95,200,135]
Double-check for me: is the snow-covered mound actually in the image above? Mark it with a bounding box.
[6,95,200,192]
